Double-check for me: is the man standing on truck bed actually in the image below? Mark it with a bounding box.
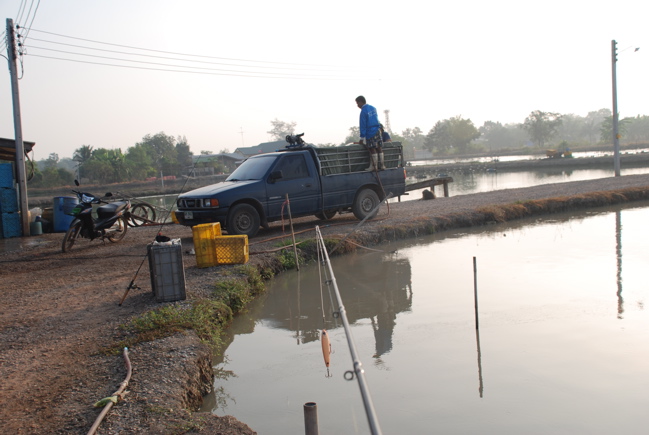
[356,95,385,171]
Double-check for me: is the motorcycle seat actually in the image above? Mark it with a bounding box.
[97,201,128,219]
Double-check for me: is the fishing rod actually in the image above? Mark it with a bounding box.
[315,226,383,435]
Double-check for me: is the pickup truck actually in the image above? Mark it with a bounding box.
[174,138,406,237]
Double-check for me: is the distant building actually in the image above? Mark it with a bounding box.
[191,151,244,176]
[235,140,287,158]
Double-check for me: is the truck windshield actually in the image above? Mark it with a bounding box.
[226,155,276,181]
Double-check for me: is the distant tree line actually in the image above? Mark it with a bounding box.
[306,108,649,159]
[31,110,649,188]
[28,132,218,188]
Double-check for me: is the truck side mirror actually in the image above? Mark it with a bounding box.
[269,170,283,182]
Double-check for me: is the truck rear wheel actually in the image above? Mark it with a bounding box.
[352,188,380,220]
[227,204,260,237]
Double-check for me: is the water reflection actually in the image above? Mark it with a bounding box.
[616,210,623,318]
[261,253,413,361]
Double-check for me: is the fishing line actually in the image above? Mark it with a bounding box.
[317,235,332,377]
[315,226,383,435]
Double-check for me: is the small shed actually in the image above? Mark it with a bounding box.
[0,137,35,162]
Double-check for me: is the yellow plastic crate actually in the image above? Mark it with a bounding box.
[214,235,249,265]
[192,223,222,268]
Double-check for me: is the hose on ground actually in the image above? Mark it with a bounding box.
[87,347,132,435]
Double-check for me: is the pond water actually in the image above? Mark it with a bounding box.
[408,148,649,166]
[204,201,649,434]
[400,166,649,201]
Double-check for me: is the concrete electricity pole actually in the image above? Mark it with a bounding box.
[5,18,30,235]
[611,39,620,177]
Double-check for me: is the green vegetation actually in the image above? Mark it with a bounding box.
[111,265,270,354]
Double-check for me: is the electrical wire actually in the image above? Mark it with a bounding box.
[24,45,362,79]
[24,54,364,80]
[24,36,358,73]
[18,0,41,43]
[23,27,367,70]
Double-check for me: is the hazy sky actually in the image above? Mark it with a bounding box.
[1,0,647,160]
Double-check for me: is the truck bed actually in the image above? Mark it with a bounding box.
[316,142,404,175]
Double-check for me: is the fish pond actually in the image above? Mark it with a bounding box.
[203,201,649,434]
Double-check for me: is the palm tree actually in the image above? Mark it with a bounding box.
[73,145,94,179]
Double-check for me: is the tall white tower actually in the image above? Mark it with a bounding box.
[383,110,392,133]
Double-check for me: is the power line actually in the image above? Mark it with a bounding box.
[19,0,42,42]
[26,54,362,80]
[22,26,367,70]
[24,36,356,73]
[25,44,365,79]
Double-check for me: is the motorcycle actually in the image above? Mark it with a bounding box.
[61,181,131,252]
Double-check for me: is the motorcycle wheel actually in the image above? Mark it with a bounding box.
[128,203,157,227]
[107,216,128,242]
[62,220,83,252]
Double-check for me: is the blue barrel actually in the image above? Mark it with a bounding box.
[53,196,79,232]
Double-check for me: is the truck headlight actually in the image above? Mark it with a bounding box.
[203,198,219,207]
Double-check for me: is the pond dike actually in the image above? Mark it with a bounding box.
[102,172,649,434]
[405,151,649,178]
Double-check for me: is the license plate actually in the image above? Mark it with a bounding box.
[184,211,193,220]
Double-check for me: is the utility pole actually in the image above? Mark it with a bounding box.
[611,39,620,177]
[6,18,30,235]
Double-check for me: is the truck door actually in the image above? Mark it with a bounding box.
[266,153,321,219]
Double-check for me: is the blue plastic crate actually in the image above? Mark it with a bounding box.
[0,163,14,188]
[1,212,22,238]
[0,188,18,213]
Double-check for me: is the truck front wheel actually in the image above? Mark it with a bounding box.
[352,188,380,220]
[227,204,260,237]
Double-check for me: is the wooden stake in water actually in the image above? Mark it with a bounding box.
[304,402,319,435]
[473,256,479,330]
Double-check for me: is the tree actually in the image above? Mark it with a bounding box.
[424,116,480,154]
[125,144,155,180]
[625,115,649,143]
[135,132,178,176]
[479,121,527,151]
[267,119,296,140]
[582,109,611,144]
[73,145,94,179]
[44,153,59,169]
[521,110,563,148]
[174,136,193,176]
[424,120,452,153]
[343,126,360,144]
[599,114,633,143]
[555,114,585,143]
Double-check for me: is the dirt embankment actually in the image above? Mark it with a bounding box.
[2,174,649,434]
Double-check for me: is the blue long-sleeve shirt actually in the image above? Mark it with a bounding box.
[359,104,380,140]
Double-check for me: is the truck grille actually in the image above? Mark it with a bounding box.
[178,198,198,208]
